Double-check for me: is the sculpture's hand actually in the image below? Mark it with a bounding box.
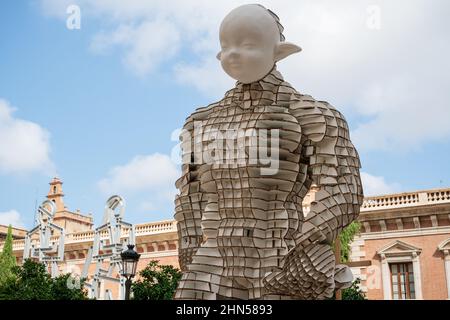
[294,212,335,249]
[178,246,199,271]
[263,238,336,299]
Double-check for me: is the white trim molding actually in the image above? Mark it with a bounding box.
[140,249,178,259]
[377,240,423,300]
[438,238,450,299]
[361,226,450,240]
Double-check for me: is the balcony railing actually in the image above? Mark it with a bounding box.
[427,189,450,203]
[362,187,450,211]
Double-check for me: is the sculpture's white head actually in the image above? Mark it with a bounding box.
[217,4,301,84]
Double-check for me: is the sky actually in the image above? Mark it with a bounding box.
[0,0,449,230]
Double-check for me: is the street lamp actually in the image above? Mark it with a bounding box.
[120,244,141,300]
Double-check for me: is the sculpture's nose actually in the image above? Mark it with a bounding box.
[227,47,240,59]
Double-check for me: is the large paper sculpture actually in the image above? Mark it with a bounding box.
[174,4,363,300]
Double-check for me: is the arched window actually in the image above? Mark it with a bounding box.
[53,186,57,194]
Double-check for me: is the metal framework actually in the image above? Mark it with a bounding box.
[23,200,65,277]
[82,195,136,300]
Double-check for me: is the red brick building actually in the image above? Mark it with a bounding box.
[350,188,450,299]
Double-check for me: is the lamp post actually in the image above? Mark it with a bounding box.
[120,244,141,300]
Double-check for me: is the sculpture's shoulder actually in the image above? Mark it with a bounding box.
[182,86,240,130]
[289,93,360,169]
[182,100,222,131]
[288,93,350,143]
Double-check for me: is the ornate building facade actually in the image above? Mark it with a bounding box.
[350,188,450,300]
[1,179,449,300]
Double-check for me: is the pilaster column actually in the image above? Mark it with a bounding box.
[444,250,450,300]
[380,254,392,300]
[412,252,423,299]
[99,280,105,300]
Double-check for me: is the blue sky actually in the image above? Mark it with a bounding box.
[1,0,449,230]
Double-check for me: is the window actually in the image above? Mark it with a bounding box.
[390,262,416,299]
[53,186,57,194]
[437,238,450,299]
[378,240,423,299]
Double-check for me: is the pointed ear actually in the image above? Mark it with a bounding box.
[274,42,302,62]
[216,51,222,61]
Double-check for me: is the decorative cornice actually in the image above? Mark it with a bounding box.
[361,226,450,240]
[438,237,450,252]
[377,240,422,258]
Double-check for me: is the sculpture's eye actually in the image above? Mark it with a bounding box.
[242,43,255,49]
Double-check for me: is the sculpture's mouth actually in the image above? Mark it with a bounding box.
[228,62,241,69]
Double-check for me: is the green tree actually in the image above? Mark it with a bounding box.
[339,221,362,263]
[342,278,366,300]
[132,260,182,300]
[0,259,88,300]
[0,259,53,300]
[0,225,16,286]
[337,221,367,300]
[51,273,89,300]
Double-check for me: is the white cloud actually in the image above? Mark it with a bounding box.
[361,172,401,197]
[98,153,179,193]
[174,56,234,99]
[351,75,450,152]
[39,0,450,152]
[0,210,25,228]
[98,153,180,213]
[0,99,54,175]
[41,0,236,76]
[90,19,181,75]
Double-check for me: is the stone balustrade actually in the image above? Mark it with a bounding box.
[361,187,450,212]
[11,239,26,251]
[427,189,450,203]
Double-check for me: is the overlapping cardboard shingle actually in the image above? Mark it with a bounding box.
[173,67,363,300]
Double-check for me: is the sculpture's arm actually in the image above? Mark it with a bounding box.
[291,97,364,247]
[174,121,206,271]
[174,165,205,271]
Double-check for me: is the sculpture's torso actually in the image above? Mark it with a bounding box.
[175,68,363,300]
[183,70,312,296]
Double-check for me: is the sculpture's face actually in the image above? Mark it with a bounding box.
[218,6,280,84]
